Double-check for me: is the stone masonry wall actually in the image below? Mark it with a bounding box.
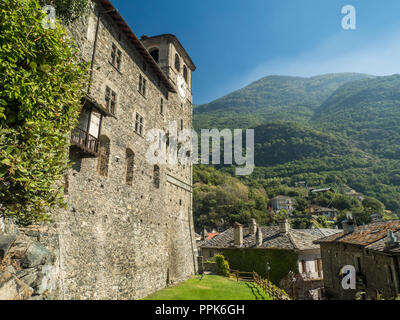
[320,242,400,300]
[44,1,197,299]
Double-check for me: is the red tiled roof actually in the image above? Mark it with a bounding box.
[207,233,220,240]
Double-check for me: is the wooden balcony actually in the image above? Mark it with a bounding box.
[71,127,99,156]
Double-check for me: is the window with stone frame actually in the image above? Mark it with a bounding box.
[183,65,188,82]
[160,98,164,115]
[150,48,159,63]
[153,165,160,188]
[301,260,306,274]
[135,113,144,136]
[111,43,122,70]
[105,86,117,115]
[125,149,135,186]
[97,135,111,177]
[175,53,180,72]
[138,74,147,97]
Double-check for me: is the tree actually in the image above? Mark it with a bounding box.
[362,197,385,215]
[0,0,89,224]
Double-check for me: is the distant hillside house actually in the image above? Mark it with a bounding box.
[307,206,338,220]
[310,188,334,195]
[199,219,341,299]
[314,219,400,300]
[270,196,295,213]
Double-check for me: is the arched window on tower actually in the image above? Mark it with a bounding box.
[97,135,110,177]
[175,54,180,72]
[125,148,135,186]
[150,48,159,63]
[154,165,160,188]
[183,65,188,82]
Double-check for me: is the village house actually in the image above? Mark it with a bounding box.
[306,206,338,221]
[270,196,295,213]
[314,219,400,300]
[199,219,341,299]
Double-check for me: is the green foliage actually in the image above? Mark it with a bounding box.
[194,73,371,130]
[221,249,298,285]
[193,165,269,231]
[215,254,230,277]
[38,0,91,24]
[194,73,400,216]
[0,0,89,224]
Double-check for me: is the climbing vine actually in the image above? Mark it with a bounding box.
[0,0,89,224]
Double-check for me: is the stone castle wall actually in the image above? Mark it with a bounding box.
[16,0,198,300]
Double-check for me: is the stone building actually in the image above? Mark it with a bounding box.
[199,219,341,299]
[270,196,295,213]
[314,219,400,300]
[40,0,198,299]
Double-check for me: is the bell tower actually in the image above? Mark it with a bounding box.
[140,34,196,101]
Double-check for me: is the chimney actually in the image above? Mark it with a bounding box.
[233,222,243,247]
[201,228,208,241]
[385,230,399,249]
[249,219,257,235]
[342,213,355,234]
[256,226,263,247]
[279,219,290,234]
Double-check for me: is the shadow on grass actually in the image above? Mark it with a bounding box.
[245,282,267,300]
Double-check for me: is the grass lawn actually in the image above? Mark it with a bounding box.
[143,275,273,300]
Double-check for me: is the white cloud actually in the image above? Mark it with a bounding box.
[225,29,400,95]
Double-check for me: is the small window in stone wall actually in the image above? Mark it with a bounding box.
[154,165,160,188]
[160,98,164,115]
[150,48,159,63]
[111,43,122,70]
[135,113,144,136]
[105,86,117,115]
[138,74,147,97]
[97,135,111,177]
[125,149,135,186]
[183,65,188,82]
[175,53,180,72]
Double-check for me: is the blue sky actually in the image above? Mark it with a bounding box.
[111,0,400,105]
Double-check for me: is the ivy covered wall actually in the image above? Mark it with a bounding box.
[221,248,299,285]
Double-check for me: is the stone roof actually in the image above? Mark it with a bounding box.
[199,226,340,251]
[314,220,400,249]
[298,228,341,238]
[366,230,400,253]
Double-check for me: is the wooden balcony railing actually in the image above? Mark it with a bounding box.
[71,127,99,156]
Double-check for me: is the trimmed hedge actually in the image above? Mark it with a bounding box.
[215,254,230,277]
[220,248,298,285]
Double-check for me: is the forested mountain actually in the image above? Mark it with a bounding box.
[313,74,400,160]
[193,73,400,220]
[194,73,371,130]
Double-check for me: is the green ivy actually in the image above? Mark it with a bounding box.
[0,0,89,224]
[221,248,298,285]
